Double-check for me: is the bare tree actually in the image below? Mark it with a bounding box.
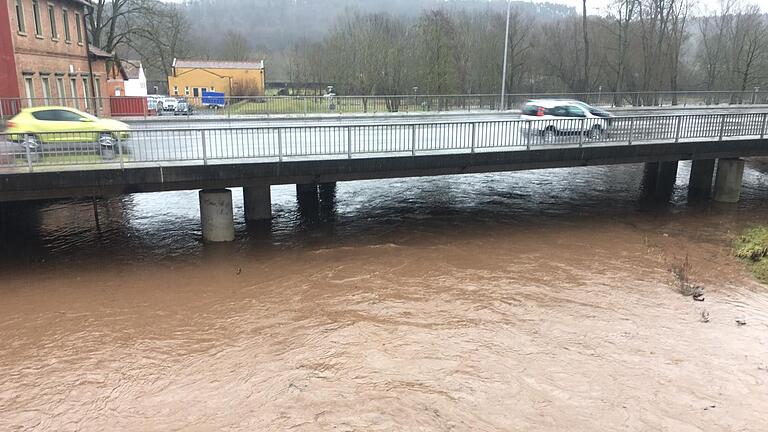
[88,0,152,53]
[220,31,253,62]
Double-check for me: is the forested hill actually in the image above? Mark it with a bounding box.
[183,0,575,52]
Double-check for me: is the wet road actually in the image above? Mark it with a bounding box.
[1,161,768,430]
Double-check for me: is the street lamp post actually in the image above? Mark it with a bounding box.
[500,0,511,111]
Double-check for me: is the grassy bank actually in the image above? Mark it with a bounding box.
[734,226,768,282]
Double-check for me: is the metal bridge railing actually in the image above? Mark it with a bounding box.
[2,90,768,120]
[1,112,767,173]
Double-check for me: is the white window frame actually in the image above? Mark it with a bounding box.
[41,75,51,104]
[24,77,35,106]
[56,76,65,104]
[70,77,78,108]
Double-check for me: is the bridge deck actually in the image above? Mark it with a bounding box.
[1,112,767,201]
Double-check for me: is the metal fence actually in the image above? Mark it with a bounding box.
[1,112,766,172]
[2,90,768,121]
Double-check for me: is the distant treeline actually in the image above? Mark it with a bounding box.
[91,0,767,95]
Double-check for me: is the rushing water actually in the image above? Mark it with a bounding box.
[1,161,768,431]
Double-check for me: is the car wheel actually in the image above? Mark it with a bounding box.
[588,125,603,140]
[98,133,115,146]
[542,127,556,143]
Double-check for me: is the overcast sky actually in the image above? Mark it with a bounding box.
[533,0,761,15]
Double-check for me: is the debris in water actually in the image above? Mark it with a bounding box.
[735,317,747,326]
[700,309,710,323]
[691,285,705,301]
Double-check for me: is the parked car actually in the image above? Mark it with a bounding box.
[160,97,179,114]
[146,95,161,111]
[4,107,130,146]
[174,100,193,116]
[520,99,611,141]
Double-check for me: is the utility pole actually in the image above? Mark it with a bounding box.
[500,0,511,111]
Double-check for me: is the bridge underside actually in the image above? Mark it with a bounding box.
[0,138,765,202]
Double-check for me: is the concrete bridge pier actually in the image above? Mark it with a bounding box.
[642,161,679,201]
[319,182,337,205]
[688,159,715,200]
[655,161,679,200]
[296,183,320,208]
[243,185,272,221]
[199,189,235,242]
[641,162,660,194]
[713,158,745,203]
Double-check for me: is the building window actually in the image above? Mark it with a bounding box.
[74,12,82,44]
[56,77,65,104]
[193,88,199,98]
[32,0,42,36]
[70,77,78,109]
[82,77,89,110]
[24,77,35,106]
[15,0,26,33]
[62,9,70,42]
[183,86,188,96]
[41,76,51,104]
[48,4,57,39]
[94,77,102,111]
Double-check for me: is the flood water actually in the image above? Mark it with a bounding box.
[1,161,768,431]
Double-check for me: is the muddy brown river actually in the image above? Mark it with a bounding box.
[1,161,768,431]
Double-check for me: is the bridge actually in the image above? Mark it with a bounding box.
[1,111,767,241]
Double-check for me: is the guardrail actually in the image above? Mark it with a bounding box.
[2,90,768,120]
[1,112,766,172]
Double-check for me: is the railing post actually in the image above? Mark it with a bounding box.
[25,140,33,173]
[525,121,532,150]
[471,122,476,153]
[347,127,352,159]
[201,130,208,165]
[579,119,585,147]
[277,129,283,162]
[411,124,417,156]
[628,117,635,145]
[760,113,767,139]
[674,115,682,143]
[117,133,124,170]
[718,115,726,141]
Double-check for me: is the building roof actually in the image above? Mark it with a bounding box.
[121,60,142,80]
[88,46,114,59]
[173,59,265,70]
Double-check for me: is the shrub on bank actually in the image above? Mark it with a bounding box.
[734,227,768,282]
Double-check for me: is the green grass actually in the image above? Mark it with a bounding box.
[224,97,488,115]
[734,226,768,282]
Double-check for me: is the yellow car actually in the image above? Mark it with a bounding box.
[5,106,130,145]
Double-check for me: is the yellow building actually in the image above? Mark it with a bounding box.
[167,59,265,100]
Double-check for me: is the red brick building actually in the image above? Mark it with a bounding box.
[0,0,111,116]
